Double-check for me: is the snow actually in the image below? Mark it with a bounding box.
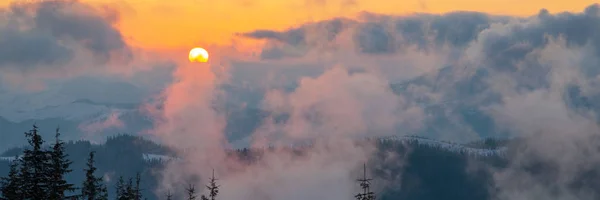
[229,135,506,157]
[0,155,22,162]
[142,154,179,162]
[374,135,507,157]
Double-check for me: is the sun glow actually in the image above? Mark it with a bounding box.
[189,47,209,63]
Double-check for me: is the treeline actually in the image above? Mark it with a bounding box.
[0,125,378,200]
[0,125,149,200]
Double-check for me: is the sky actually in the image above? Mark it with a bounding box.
[104,0,600,49]
[1,0,593,49]
[117,0,597,49]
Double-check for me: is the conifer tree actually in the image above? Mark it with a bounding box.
[0,158,22,200]
[116,176,126,200]
[186,184,197,200]
[81,151,107,200]
[116,176,139,200]
[125,178,134,199]
[99,185,108,200]
[20,125,51,199]
[200,169,219,200]
[355,163,375,200]
[48,128,76,200]
[133,173,143,200]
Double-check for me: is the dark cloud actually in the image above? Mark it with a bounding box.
[242,18,351,45]
[240,18,355,59]
[34,1,130,62]
[240,11,502,58]
[232,3,600,143]
[259,45,297,60]
[0,1,132,71]
[242,29,306,46]
[0,28,73,69]
[354,22,395,54]
[239,3,600,87]
[475,4,600,72]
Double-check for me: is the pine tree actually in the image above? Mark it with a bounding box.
[48,128,76,200]
[200,169,219,200]
[81,151,107,200]
[186,184,196,200]
[20,125,51,199]
[0,158,22,200]
[99,185,108,200]
[125,178,134,199]
[116,176,126,199]
[354,163,375,200]
[116,176,139,200]
[133,173,143,200]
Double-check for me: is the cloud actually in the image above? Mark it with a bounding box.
[240,11,499,59]
[252,65,423,145]
[459,8,600,199]
[240,18,355,59]
[0,0,133,89]
[221,6,600,200]
[482,40,600,200]
[146,48,413,199]
[79,110,125,136]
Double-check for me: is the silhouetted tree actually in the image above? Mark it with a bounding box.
[186,184,197,200]
[0,158,22,200]
[200,169,219,200]
[99,185,108,200]
[116,175,140,200]
[134,173,143,200]
[48,128,76,200]
[20,125,51,199]
[116,176,126,200]
[125,178,134,199]
[355,163,375,200]
[81,151,108,200]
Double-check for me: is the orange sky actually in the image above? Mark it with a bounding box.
[1,0,596,49]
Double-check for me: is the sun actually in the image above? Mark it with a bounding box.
[189,47,209,63]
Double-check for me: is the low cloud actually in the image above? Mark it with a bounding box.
[78,110,125,141]
[146,54,408,199]
[253,65,423,145]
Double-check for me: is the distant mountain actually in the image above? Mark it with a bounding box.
[0,107,153,152]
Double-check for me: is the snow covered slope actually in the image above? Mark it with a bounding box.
[375,135,506,157]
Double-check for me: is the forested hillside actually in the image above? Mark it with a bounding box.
[0,125,516,200]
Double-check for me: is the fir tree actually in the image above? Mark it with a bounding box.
[186,184,196,200]
[200,169,219,200]
[133,173,143,200]
[116,176,138,200]
[354,163,375,200]
[20,125,51,199]
[81,151,107,200]
[99,185,108,200]
[48,128,76,200]
[0,158,22,200]
[115,176,126,199]
[125,178,134,199]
